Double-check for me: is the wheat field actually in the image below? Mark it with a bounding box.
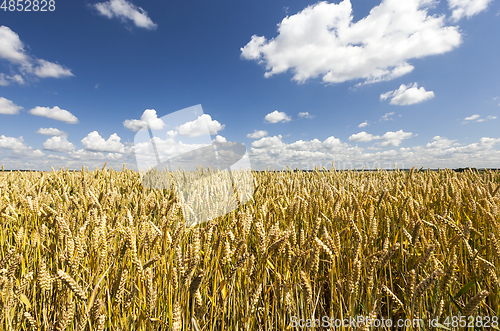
[0,166,499,330]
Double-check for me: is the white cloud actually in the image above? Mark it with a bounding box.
[465,114,480,121]
[323,136,344,150]
[81,131,125,153]
[0,135,27,151]
[288,138,323,150]
[66,149,126,167]
[358,121,369,128]
[29,106,78,124]
[298,112,315,119]
[43,136,75,152]
[264,110,291,123]
[426,136,456,149]
[177,114,225,137]
[380,112,395,121]
[33,59,74,78]
[9,74,24,84]
[3,132,500,171]
[479,137,500,146]
[247,130,268,139]
[251,135,348,153]
[0,74,7,86]
[132,135,210,170]
[349,131,376,142]
[463,114,496,123]
[241,0,462,84]
[378,130,414,146]
[0,26,73,82]
[68,149,125,160]
[213,135,227,144]
[246,132,499,171]
[0,26,28,64]
[94,0,158,30]
[381,83,435,105]
[251,135,285,149]
[448,0,494,21]
[0,139,138,171]
[166,130,177,138]
[349,129,413,146]
[0,73,25,86]
[0,97,23,115]
[123,109,165,132]
[36,128,67,136]
[0,135,44,158]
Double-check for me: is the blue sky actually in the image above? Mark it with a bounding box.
[1,0,499,171]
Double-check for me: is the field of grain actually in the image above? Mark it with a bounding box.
[0,167,499,330]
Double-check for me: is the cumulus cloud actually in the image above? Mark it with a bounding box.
[426,136,456,149]
[463,114,496,123]
[448,0,494,21]
[479,137,500,146]
[33,59,74,78]
[0,97,23,115]
[241,0,462,84]
[349,130,414,146]
[68,149,125,161]
[29,106,78,124]
[251,135,285,149]
[213,135,227,144]
[9,74,24,84]
[288,138,323,151]
[264,110,291,123]
[0,135,28,151]
[0,74,8,86]
[0,73,25,86]
[251,135,347,153]
[82,131,125,153]
[0,138,137,171]
[81,131,125,153]
[380,83,435,105]
[380,112,396,121]
[465,114,480,121]
[165,130,177,139]
[0,26,28,64]
[133,135,210,171]
[378,130,414,146]
[358,121,369,128]
[298,112,315,119]
[323,136,344,150]
[349,131,376,142]
[0,26,73,82]
[247,133,500,171]
[93,0,158,30]
[43,136,76,152]
[4,131,500,171]
[123,109,165,132]
[0,135,44,158]
[177,114,225,137]
[247,130,268,139]
[36,128,67,136]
